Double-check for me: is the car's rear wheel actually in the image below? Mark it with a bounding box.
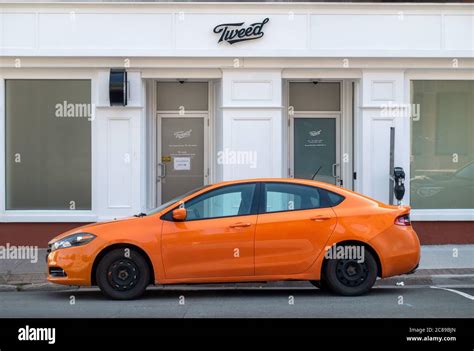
[96,248,150,300]
[323,245,377,296]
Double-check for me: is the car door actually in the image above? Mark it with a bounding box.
[255,182,339,276]
[161,182,259,279]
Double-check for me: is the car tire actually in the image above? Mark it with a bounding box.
[96,248,150,300]
[323,245,378,296]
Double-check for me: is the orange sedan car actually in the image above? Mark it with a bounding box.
[47,178,420,299]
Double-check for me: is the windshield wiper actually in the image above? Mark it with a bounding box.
[134,212,147,217]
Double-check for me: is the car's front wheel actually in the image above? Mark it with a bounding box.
[323,245,378,296]
[96,248,150,300]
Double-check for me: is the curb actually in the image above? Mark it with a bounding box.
[375,274,474,287]
[18,283,80,292]
[0,274,472,292]
[0,284,18,292]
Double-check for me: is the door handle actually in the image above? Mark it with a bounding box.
[332,163,339,178]
[310,215,331,221]
[230,222,251,228]
[157,163,166,179]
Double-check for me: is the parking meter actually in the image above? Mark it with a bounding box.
[393,167,405,203]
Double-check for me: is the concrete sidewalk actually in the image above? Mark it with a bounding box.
[0,245,473,291]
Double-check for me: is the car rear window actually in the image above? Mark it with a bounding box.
[324,189,345,206]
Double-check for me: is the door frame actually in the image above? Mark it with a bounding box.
[149,80,214,208]
[155,112,210,205]
[285,79,354,189]
[289,113,342,185]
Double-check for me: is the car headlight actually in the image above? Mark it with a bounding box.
[51,233,96,252]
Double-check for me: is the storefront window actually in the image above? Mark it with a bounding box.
[411,80,474,209]
[5,80,91,210]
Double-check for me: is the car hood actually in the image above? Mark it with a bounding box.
[48,217,136,244]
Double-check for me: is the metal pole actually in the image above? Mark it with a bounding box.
[389,127,395,205]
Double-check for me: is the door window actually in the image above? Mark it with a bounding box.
[159,116,205,203]
[185,183,257,220]
[262,182,343,213]
[294,117,338,184]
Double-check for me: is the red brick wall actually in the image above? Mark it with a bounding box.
[0,221,472,247]
[0,223,89,247]
[412,221,474,245]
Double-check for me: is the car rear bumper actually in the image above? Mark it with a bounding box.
[405,263,419,275]
[369,225,421,278]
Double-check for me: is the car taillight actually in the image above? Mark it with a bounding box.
[395,214,411,226]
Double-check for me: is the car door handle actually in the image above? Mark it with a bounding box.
[230,222,252,228]
[310,215,331,221]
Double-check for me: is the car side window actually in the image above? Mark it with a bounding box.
[184,183,257,221]
[262,182,343,213]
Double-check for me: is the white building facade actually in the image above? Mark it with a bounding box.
[0,2,473,244]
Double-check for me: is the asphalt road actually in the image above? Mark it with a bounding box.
[0,284,473,318]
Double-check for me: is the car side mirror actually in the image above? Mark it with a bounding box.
[172,207,187,221]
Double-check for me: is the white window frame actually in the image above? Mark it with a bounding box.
[0,69,99,222]
[405,70,474,221]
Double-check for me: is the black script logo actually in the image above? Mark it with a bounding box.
[213,18,270,45]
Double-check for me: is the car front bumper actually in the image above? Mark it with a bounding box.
[46,246,95,286]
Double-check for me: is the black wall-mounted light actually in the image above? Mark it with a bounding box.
[109,68,128,106]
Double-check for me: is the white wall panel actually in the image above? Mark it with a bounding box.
[229,116,273,180]
[95,107,143,219]
[1,4,471,57]
[0,13,36,49]
[231,81,273,101]
[221,110,282,180]
[222,70,281,107]
[310,15,441,51]
[37,13,173,50]
[107,118,132,208]
[371,81,395,102]
[444,15,474,51]
[363,71,404,106]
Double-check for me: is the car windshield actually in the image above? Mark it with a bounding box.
[146,185,211,216]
